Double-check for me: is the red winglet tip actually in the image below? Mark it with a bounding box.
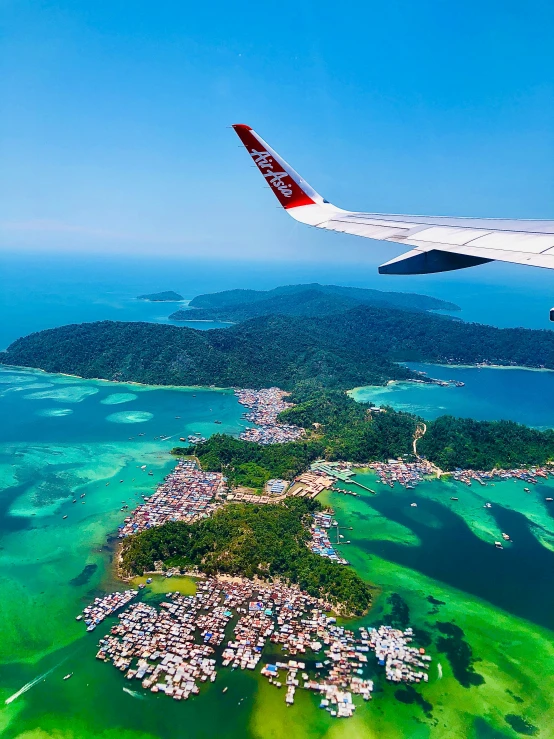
[232,123,252,131]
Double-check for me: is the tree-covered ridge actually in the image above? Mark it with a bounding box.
[4,303,554,390]
[0,317,413,389]
[120,497,372,615]
[175,433,323,489]
[137,291,183,301]
[418,416,554,470]
[178,389,554,487]
[170,288,363,321]
[310,305,554,369]
[283,387,554,470]
[188,282,460,313]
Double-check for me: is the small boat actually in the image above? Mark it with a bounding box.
[146,577,152,584]
[484,503,492,508]
[502,532,510,540]
[494,541,503,549]
[62,515,68,519]
[214,420,222,424]
[63,673,73,680]
[410,503,417,507]
[72,499,77,503]
[75,614,83,621]
[222,686,228,693]
[524,487,531,493]
[450,497,458,501]
[546,497,553,502]
[138,583,146,590]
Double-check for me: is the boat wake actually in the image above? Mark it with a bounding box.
[4,661,62,705]
[122,687,146,700]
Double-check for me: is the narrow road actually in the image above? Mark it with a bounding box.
[413,422,427,456]
[413,422,445,478]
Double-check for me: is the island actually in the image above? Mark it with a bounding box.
[120,496,372,615]
[32,283,553,733]
[137,290,184,302]
[4,304,554,391]
[169,283,460,322]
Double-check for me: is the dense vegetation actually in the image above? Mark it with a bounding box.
[419,416,554,469]
[5,302,554,388]
[173,285,459,322]
[173,434,323,489]
[282,384,418,461]
[172,387,554,486]
[188,283,460,313]
[170,289,362,321]
[4,282,554,473]
[0,316,414,389]
[120,497,372,615]
[137,291,183,301]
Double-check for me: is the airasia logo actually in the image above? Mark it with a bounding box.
[250,148,293,198]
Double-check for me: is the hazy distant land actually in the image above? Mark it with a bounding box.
[137,290,184,302]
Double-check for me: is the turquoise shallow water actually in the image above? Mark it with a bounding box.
[2,365,554,738]
[3,258,554,737]
[352,362,554,428]
[0,367,248,665]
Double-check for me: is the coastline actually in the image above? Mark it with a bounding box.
[417,362,554,373]
[0,363,236,394]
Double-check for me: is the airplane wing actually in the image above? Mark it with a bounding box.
[232,124,554,275]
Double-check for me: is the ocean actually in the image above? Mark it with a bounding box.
[2,250,554,351]
[352,362,554,429]
[1,251,554,738]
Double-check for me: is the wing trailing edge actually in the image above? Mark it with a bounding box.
[232,124,554,274]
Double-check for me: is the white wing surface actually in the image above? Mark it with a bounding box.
[232,124,554,275]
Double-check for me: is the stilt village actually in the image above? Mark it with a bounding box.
[79,577,431,719]
[78,387,554,718]
[235,387,305,445]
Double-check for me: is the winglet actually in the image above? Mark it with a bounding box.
[232,124,321,209]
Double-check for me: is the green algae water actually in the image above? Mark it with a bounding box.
[2,366,554,739]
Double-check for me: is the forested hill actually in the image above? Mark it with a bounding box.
[3,304,554,387]
[188,283,460,313]
[0,318,412,388]
[170,288,362,322]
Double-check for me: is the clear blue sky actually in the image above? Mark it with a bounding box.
[1,0,553,264]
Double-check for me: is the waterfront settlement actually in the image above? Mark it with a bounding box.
[81,577,431,719]
[235,387,305,445]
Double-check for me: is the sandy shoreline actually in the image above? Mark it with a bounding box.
[0,363,235,393]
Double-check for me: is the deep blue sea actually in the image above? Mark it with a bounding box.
[3,249,554,430]
[2,250,554,350]
[352,363,554,429]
